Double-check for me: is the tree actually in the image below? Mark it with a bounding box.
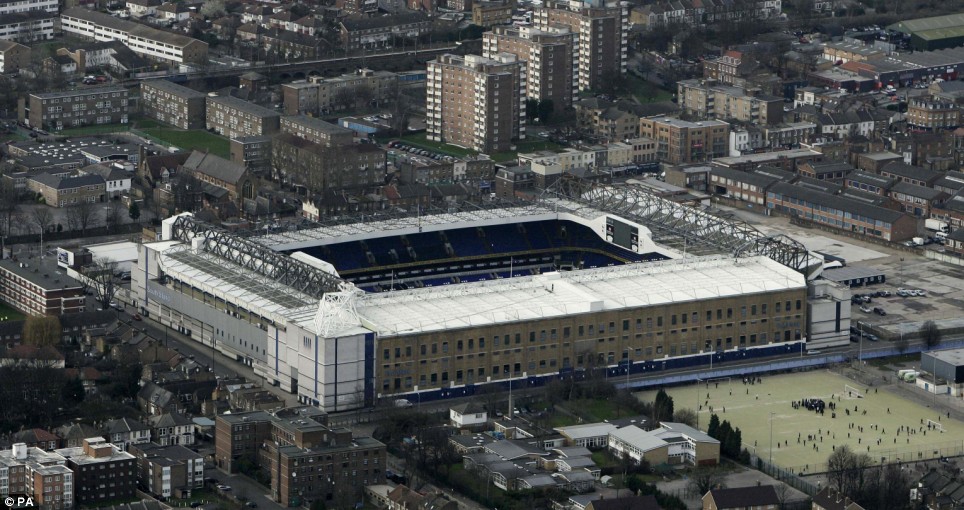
[104,200,123,231]
[200,0,226,18]
[653,389,674,423]
[87,257,120,310]
[22,315,61,347]
[0,178,19,241]
[827,445,874,500]
[537,99,554,124]
[525,98,540,123]
[128,202,141,222]
[921,320,941,350]
[31,206,54,237]
[353,84,374,109]
[687,466,726,496]
[707,414,721,438]
[673,407,697,427]
[333,87,355,111]
[61,376,86,405]
[388,82,414,137]
[65,201,98,235]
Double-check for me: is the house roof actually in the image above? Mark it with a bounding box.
[881,161,941,183]
[770,182,906,223]
[11,428,59,445]
[103,417,151,434]
[340,11,428,31]
[706,486,780,508]
[183,151,247,186]
[587,495,662,510]
[451,402,486,415]
[149,412,193,428]
[891,181,946,200]
[29,172,105,191]
[484,439,550,460]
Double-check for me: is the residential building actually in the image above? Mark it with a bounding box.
[80,163,131,197]
[482,26,576,114]
[101,418,151,451]
[426,53,525,153]
[0,444,73,510]
[148,413,194,446]
[338,12,431,51]
[472,0,513,27]
[854,151,902,173]
[812,486,866,510]
[0,11,55,43]
[206,95,280,140]
[399,157,494,185]
[229,136,272,176]
[0,40,30,73]
[337,0,379,14]
[702,485,779,510]
[0,256,84,317]
[766,182,918,241]
[677,79,784,126]
[27,173,105,208]
[280,115,354,147]
[450,403,488,429]
[844,170,895,196]
[638,117,730,165]
[140,80,206,130]
[907,98,961,130]
[128,443,203,499]
[214,408,386,507]
[55,438,136,508]
[272,133,386,193]
[10,429,60,451]
[19,87,130,131]
[533,0,627,91]
[703,50,756,86]
[60,8,208,66]
[282,69,398,115]
[54,424,102,449]
[608,422,720,467]
[763,122,816,149]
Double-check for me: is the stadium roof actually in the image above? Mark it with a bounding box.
[348,255,806,337]
[253,202,568,252]
[158,245,316,323]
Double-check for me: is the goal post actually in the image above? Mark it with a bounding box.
[927,419,945,433]
[706,377,731,387]
[844,384,864,398]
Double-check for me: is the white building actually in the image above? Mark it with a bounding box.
[608,422,720,466]
[60,8,208,66]
[554,423,618,448]
[450,403,488,429]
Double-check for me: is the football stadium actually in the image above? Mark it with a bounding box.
[132,182,841,412]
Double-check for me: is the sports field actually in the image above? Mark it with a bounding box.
[638,371,964,474]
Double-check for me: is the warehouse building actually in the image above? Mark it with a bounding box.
[891,13,964,52]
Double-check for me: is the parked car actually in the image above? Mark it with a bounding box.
[913,289,927,296]
[873,307,886,316]
[860,306,872,313]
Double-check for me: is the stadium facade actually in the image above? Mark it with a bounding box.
[132,190,841,412]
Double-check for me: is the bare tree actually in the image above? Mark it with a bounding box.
[22,315,62,347]
[87,257,120,310]
[104,200,124,231]
[353,84,374,109]
[200,0,226,18]
[673,407,698,427]
[68,201,98,235]
[687,466,727,496]
[31,206,55,235]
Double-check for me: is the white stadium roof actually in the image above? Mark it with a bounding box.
[350,255,806,337]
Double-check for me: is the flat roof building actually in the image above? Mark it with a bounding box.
[60,8,207,65]
[55,438,136,507]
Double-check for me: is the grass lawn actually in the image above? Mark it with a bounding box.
[626,75,674,104]
[394,133,477,157]
[638,371,964,474]
[58,124,131,136]
[140,127,231,159]
[0,301,24,322]
[133,118,162,130]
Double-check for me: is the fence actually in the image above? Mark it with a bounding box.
[753,456,821,496]
[620,354,848,391]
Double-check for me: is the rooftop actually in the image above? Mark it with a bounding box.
[208,94,281,118]
[355,255,806,337]
[30,86,127,100]
[0,255,83,291]
[142,79,207,99]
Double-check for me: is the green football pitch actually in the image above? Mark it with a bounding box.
[638,371,964,474]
